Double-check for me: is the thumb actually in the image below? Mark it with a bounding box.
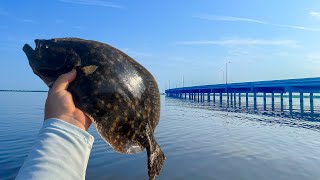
[50,69,77,93]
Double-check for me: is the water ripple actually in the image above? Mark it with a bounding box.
[2,93,320,179]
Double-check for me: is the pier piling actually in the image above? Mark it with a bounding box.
[310,93,314,114]
[246,93,249,109]
[238,93,241,108]
[271,92,275,111]
[227,93,229,107]
[300,93,304,114]
[166,77,320,117]
[263,93,267,111]
[280,93,284,112]
[254,92,257,111]
[289,92,293,114]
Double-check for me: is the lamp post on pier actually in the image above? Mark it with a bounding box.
[220,69,224,84]
[226,61,231,85]
[226,61,231,106]
[183,76,184,87]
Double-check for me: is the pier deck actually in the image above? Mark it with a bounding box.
[165,77,320,115]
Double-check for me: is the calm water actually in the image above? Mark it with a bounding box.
[1,92,320,180]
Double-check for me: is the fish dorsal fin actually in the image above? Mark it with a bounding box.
[81,65,98,76]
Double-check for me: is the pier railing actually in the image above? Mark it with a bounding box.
[165,77,320,116]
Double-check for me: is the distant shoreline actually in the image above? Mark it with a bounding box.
[1,91,318,98]
[0,90,48,92]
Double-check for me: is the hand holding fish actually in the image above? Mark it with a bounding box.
[45,69,92,131]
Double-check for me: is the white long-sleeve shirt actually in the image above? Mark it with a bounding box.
[16,118,94,180]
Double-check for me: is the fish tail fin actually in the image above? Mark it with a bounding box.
[147,142,166,180]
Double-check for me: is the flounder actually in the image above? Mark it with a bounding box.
[23,38,165,180]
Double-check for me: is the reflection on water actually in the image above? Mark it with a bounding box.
[178,93,320,121]
[1,92,320,180]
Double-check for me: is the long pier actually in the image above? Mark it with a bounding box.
[165,77,320,115]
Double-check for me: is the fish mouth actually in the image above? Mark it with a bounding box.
[22,39,42,57]
[23,40,68,73]
[22,41,58,86]
[23,44,35,59]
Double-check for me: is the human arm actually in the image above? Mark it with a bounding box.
[16,70,94,180]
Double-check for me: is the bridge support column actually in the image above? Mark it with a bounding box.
[220,93,223,107]
[213,93,216,105]
[254,92,257,111]
[208,92,210,102]
[227,93,229,107]
[246,93,249,109]
[230,93,233,107]
[310,93,314,114]
[289,92,293,114]
[300,93,304,114]
[263,93,267,111]
[197,92,200,102]
[234,93,236,108]
[272,92,275,111]
[184,93,187,99]
[238,93,241,108]
[280,93,284,112]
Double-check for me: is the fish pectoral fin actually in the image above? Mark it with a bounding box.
[81,65,98,76]
[84,112,95,122]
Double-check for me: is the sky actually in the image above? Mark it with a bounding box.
[1,0,320,92]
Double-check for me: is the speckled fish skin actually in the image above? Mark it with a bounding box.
[23,38,165,180]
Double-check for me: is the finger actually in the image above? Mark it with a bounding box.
[50,69,77,93]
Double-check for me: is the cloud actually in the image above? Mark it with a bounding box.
[18,18,37,23]
[307,53,320,63]
[195,14,320,32]
[59,0,124,9]
[0,25,8,29]
[55,19,65,23]
[73,25,83,30]
[309,11,320,18]
[176,38,300,47]
[194,15,266,24]
[0,10,8,16]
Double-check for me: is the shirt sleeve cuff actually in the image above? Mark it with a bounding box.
[42,118,94,148]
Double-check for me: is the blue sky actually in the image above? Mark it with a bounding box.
[1,0,320,92]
